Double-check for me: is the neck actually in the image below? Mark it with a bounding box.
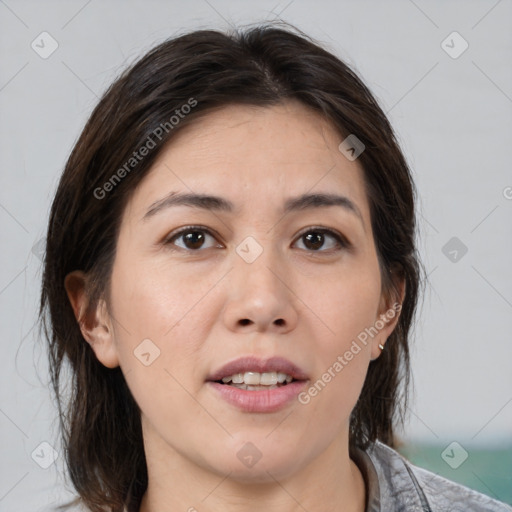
[138,430,366,512]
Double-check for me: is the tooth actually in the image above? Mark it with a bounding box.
[232,373,244,384]
[223,372,294,386]
[260,372,278,385]
[246,384,279,391]
[244,372,261,385]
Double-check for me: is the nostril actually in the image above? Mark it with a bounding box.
[237,318,285,327]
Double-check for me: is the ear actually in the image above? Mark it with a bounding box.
[370,274,406,361]
[64,270,119,368]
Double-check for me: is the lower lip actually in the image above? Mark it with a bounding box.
[207,381,308,413]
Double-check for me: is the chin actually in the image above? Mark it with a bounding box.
[209,457,305,485]
[199,435,311,484]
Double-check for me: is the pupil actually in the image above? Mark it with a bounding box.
[304,232,323,250]
[184,231,204,249]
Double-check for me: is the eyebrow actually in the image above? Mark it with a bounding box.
[142,191,364,227]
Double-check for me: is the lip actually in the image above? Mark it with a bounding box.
[206,356,309,382]
[206,356,309,413]
[207,381,308,413]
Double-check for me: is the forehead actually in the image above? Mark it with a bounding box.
[127,101,370,223]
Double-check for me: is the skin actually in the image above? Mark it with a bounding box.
[65,101,404,512]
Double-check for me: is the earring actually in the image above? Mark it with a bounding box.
[378,343,385,350]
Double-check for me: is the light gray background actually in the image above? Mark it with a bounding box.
[1,0,511,510]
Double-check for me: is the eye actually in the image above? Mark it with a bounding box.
[164,225,349,253]
[164,226,222,251]
[293,227,349,252]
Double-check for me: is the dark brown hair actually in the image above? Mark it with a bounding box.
[40,22,424,512]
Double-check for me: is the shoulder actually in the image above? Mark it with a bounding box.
[356,440,512,512]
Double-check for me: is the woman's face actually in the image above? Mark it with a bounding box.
[95,101,400,481]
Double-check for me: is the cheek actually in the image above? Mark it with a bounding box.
[298,321,373,439]
[109,251,222,348]
[108,255,222,407]
[298,264,380,410]
[305,261,381,348]
[111,296,216,447]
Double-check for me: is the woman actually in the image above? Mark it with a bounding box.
[40,23,511,512]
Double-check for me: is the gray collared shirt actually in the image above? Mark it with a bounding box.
[351,440,512,511]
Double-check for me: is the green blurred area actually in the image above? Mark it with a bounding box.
[397,441,512,506]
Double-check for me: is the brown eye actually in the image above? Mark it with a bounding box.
[165,226,221,251]
[294,228,348,252]
[181,231,206,249]
[303,232,325,250]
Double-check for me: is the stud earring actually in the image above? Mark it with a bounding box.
[378,343,385,350]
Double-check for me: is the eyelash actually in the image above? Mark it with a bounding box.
[163,225,350,254]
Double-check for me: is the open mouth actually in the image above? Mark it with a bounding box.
[207,357,309,412]
[215,371,296,391]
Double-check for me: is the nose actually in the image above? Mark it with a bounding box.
[222,246,299,334]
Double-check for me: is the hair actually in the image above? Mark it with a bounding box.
[40,22,425,512]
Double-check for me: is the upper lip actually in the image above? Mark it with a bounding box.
[207,356,309,382]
